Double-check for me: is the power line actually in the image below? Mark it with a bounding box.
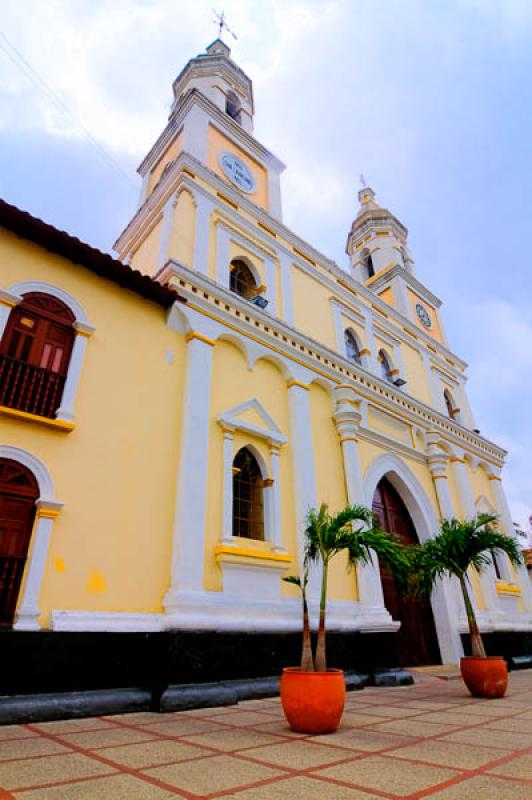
[0,30,137,194]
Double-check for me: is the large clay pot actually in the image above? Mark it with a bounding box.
[460,656,508,698]
[280,667,346,734]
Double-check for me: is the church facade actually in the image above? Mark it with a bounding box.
[1,40,531,679]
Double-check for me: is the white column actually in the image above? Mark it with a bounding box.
[333,385,388,614]
[164,332,215,609]
[363,310,377,372]
[287,380,318,581]
[450,456,500,613]
[421,350,440,410]
[426,442,465,661]
[14,500,64,630]
[333,303,344,353]
[390,275,410,317]
[156,196,176,271]
[215,224,231,288]
[269,444,284,551]
[279,252,294,325]
[220,424,234,544]
[55,322,95,423]
[263,256,277,315]
[0,289,22,338]
[193,193,214,276]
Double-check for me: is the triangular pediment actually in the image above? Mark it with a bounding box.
[217,398,287,445]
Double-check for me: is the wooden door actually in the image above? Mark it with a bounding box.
[373,478,441,666]
[0,459,39,625]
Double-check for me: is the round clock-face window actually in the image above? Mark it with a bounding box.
[219,152,256,194]
[415,302,432,329]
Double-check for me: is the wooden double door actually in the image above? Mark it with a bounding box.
[0,459,38,625]
[372,477,441,666]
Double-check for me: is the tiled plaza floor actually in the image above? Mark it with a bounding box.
[1,671,531,799]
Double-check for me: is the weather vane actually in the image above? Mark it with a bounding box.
[359,174,367,188]
[212,9,238,41]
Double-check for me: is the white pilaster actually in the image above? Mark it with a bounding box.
[263,256,277,314]
[333,385,388,616]
[215,224,231,288]
[451,456,501,612]
[55,322,95,423]
[269,444,284,551]
[421,350,440,409]
[0,289,22,338]
[287,380,317,575]
[220,425,234,543]
[165,332,215,607]
[363,310,377,372]
[193,192,214,276]
[156,196,176,270]
[390,275,410,317]
[138,170,150,209]
[14,500,64,630]
[279,252,294,325]
[425,440,465,660]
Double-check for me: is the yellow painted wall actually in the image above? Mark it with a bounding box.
[130,214,163,276]
[168,188,196,267]
[207,124,268,211]
[204,341,296,592]
[292,267,336,349]
[401,343,432,405]
[148,130,183,195]
[2,231,185,626]
[408,290,443,344]
[378,287,394,307]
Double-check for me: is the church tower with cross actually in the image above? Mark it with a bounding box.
[1,33,530,702]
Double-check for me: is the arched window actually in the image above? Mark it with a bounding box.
[225,91,242,124]
[366,253,375,278]
[232,447,264,540]
[378,349,393,383]
[230,259,258,300]
[0,458,39,624]
[0,293,75,418]
[344,329,361,365]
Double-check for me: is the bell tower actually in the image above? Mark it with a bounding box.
[346,187,415,282]
[346,187,447,345]
[170,38,255,134]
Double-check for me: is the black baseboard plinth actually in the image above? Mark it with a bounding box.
[460,631,532,667]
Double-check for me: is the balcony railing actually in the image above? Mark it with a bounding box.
[0,354,65,419]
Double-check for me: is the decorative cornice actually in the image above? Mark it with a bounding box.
[366,264,442,309]
[168,263,506,465]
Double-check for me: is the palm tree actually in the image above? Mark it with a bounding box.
[283,567,313,672]
[305,503,408,672]
[411,514,523,658]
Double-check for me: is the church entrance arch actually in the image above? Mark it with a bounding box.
[0,459,39,625]
[373,477,441,666]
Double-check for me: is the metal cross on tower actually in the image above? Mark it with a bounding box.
[212,9,238,40]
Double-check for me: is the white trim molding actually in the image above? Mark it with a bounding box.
[0,446,64,631]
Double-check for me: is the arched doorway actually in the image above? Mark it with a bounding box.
[373,477,440,666]
[0,459,39,625]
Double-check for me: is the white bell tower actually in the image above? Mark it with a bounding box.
[346,187,415,282]
[170,38,254,134]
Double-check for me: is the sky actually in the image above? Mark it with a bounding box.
[1,0,531,532]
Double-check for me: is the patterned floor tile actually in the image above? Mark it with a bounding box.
[488,753,532,780]
[182,728,287,752]
[0,751,115,791]
[316,753,459,796]
[238,739,354,769]
[13,773,180,799]
[427,774,532,799]
[96,738,210,768]
[387,738,509,769]
[144,753,285,795]
[0,738,71,762]
[54,727,157,750]
[222,774,383,798]
[439,726,530,750]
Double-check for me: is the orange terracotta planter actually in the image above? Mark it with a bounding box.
[460,656,508,698]
[280,667,346,734]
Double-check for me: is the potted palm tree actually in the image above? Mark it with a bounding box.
[281,503,407,734]
[410,513,523,698]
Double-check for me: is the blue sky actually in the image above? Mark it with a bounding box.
[1,0,531,531]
